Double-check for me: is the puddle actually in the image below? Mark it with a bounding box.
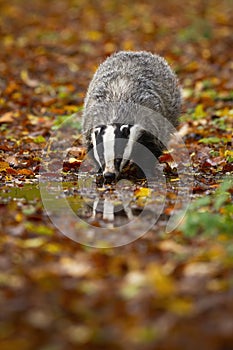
[0,171,192,247]
[0,182,41,204]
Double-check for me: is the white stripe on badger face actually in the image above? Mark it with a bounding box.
[91,130,102,169]
[120,124,141,171]
[103,125,116,174]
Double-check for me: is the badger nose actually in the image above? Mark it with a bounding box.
[104,172,116,183]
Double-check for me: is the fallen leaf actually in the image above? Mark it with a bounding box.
[0,112,15,123]
[0,161,10,172]
[20,69,40,87]
[17,169,34,176]
[134,187,152,198]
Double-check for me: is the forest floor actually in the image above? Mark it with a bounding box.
[0,0,233,349]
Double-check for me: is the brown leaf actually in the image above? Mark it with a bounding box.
[17,169,34,176]
[159,154,174,163]
[0,112,15,123]
[67,147,87,160]
[222,163,233,173]
[6,167,18,175]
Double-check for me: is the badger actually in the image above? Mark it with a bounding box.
[82,51,181,183]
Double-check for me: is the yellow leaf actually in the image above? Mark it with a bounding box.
[0,161,10,172]
[15,213,23,223]
[225,150,233,157]
[104,42,116,54]
[194,104,206,119]
[146,263,175,296]
[207,279,229,292]
[86,30,102,41]
[167,298,194,315]
[123,40,134,51]
[43,243,61,254]
[134,187,152,198]
[25,222,54,235]
[21,238,46,248]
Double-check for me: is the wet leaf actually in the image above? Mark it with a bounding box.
[134,188,152,198]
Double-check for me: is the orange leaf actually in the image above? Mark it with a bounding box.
[17,169,34,176]
[159,153,174,163]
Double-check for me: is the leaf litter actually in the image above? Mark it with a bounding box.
[0,0,233,349]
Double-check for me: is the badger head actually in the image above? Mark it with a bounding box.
[90,123,141,183]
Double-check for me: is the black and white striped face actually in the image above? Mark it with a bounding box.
[91,123,140,183]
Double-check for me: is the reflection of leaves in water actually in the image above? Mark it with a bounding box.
[0,183,41,203]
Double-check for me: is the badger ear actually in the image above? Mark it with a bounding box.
[120,124,130,132]
[94,127,101,136]
[119,124,131,138]
[93,125,106,136]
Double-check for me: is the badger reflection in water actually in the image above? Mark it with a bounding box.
[77,196,145,228]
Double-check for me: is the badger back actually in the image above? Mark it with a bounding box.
[83,51,182,140]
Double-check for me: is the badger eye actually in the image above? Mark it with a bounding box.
[94,125,106,138]
[120,125,130,137]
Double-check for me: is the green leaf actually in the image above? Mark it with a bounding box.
[190,196,211,210]
[25,222,54,236]
[180,178,233,237]
[33,135,46,143]
[194,104,206,119]
[199,137,221,144]
[214,193,230,211]
[216,178,233,194]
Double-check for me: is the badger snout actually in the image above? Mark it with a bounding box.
[90,124,141,183]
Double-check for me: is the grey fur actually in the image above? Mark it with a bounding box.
[82,50,181,154]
